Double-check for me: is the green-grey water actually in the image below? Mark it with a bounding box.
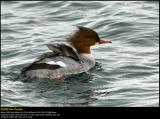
[1,1,159,107]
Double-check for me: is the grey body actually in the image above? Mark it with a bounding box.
[16,43,95,81]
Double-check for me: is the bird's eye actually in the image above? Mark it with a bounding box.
[96,35,100,41]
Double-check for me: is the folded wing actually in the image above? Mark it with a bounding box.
[15,43,81,80]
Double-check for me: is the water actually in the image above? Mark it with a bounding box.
[1,1,159,107]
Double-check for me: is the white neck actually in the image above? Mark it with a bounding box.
[79,53,95,68]
[80,53,93,59]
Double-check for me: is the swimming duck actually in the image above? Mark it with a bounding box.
[16,26,112,81]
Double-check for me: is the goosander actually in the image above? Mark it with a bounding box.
[16,26,112,81]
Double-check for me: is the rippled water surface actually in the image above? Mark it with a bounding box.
[1,1,159,107]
